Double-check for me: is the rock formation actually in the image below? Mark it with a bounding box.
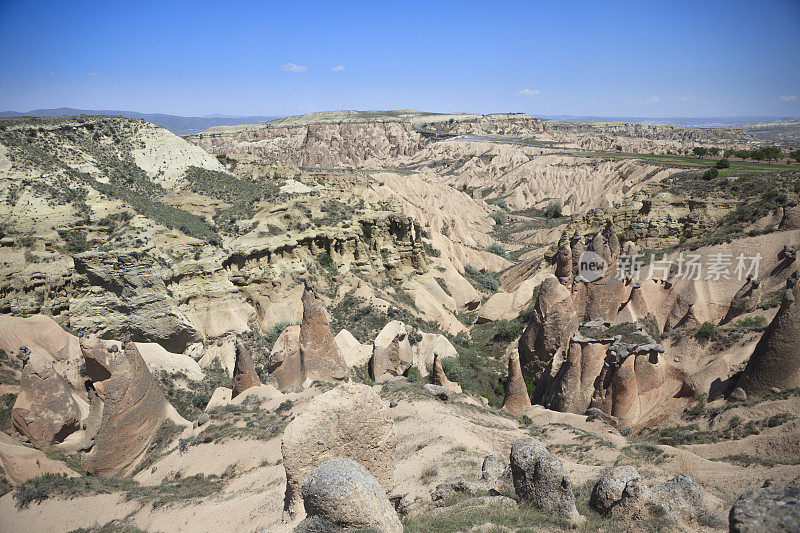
[723,277,762,323]
[79,334,112,398]
[590,465,642,515]
[431,352,461,393]
[518,276,578,382]
[82,340,171,476]
[334,329,373,369]
[0,432,78,484]
[501,355,531,416]
[71,252,202,353]
[737,271,800,395]
[231,338,262,398]
[370,320,413,381]
[281,382,397,518]
[729,484,800,532]
[267,325,304,391]
[297,457,403,533]
[509,437,583,525]
[12,351,81,449]
[298,282,349,383]
[555,233,573,286]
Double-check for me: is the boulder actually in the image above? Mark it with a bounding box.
[281,382,397,519]
[82,340,175,476]
[423,384,452,400]
[370,321,413,381]
[590,465,642,515]
[737,272,800,395]
[299,282,349,383]
[509,437,583,525]
[12,351,81,449]
[648,475,704,526]
[334,329,373,369]
[730,484,800,533]
[431,352,461,393]
[268,325,304,391]
[231,338,262,399]
[501,355,531,416]
[297,457,402,533]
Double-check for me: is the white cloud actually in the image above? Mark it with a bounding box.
[638,95,661,104]
[678,95,697,102]
[780,94,797,102]
[281,62,308,73]
[87,72,108,78]
[48,72,55,77]
[331,65,346,72]
[516,88,540,96]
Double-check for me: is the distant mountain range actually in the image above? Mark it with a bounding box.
[0,108,279,135]
[540,115,793,127]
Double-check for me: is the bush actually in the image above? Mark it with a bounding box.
[734,316,767,330]
[716,158,730,169]
[487,243,507,258]
[543,200,562,219]
[489,211,507,225]
[317,252,334,268]
[494,319,523,341]
[695,322,718,341]
[702,167,719,181]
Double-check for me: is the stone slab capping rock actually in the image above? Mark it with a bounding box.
[281,382,397,520]
[509,437,584,525]
[296,457,402,533]
[82,338,169,476]
[729,484,800,533]
[231,338,262,398]
[299,280,350,383]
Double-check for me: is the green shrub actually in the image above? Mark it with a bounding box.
[487,243,507,258]
[716,158,730,169]
[702,167,719,180]
[734,315,767,330]
[494,319,523,341]
[489,211,507,225]
[695,322,718,341]
[543,200,562,218]
[317,252,334,268]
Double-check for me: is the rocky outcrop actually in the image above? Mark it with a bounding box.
[71,252,201,353]
[555,234,573,286]
[370,321,413,381]
[82,340,171,476]
[267,325,303,391]
[411,332,458,376]
[297,457,403,533]
[299,282,349,383]
[501,355,531,416]
[431,352,461,393]
[723,277,762,324]
[730,484,800,533]
[281,382,397,519]
[509,437,583,525]
[737,271,800,395]
[0,315,80,363]
[518,276,578,382]
[231,338,261,398]
[12,351,81,449]
[79,335,112,397]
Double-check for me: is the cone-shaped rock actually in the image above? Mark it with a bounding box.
[555,233,573,287]
[80,334,112,398]
[232,338,262,398]
[82,339,168,476]
[737,271,800,395]
[432,352,462,393]
[267,325,304,391]
[299,282,349,382]
[502,355,531,416]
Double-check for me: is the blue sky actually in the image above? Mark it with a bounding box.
[1,0,798,117]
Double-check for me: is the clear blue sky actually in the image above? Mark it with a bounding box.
[1,0,798,117]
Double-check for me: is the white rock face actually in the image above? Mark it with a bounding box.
[334,329,373,369]
[412,333,459,376]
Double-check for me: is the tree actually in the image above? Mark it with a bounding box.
[789,150,800,163]
[723,149,735,159]
[716,158,730,169]
[751,149,765,161]
[709,147,720,156]
[692,146,709,158]
[762,146,782,162]
[702,167,719,180]
[734,149,751,160]
[615,145,622,151]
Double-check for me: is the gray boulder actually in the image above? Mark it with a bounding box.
[509,438,583,525]
[730,484,800,533]
[649,475,705,526]
[298,458,402,533]
[590,465,642,514]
